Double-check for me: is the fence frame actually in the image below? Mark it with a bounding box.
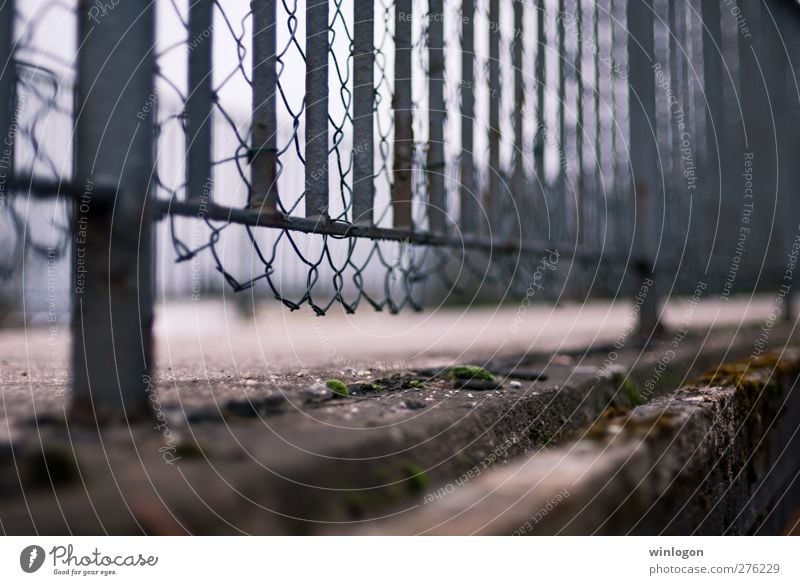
[5,0,800,420]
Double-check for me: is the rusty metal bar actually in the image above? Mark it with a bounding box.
[250,0,279,210]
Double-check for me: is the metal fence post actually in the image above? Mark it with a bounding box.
[72,1,156,421]
[511,0,525,234]
[556,0,566,242]
[305,0,329,219]
[701,0,723,272]
[427,0,446,233]
[627,0,663,334]
[0,0,13,193]
[352,0,374,225]
[393,0,413,229]
[487,0,500,236]
[534,0,546,235]
[251,0,279,211]
[776,0,800,320]
[574,0,584,244]
[186,0,214,203]
[460,0,477,235]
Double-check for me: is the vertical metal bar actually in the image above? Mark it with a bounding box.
[187,0,214,203]
[393,0,413,229]
[251,0,279,211]
[305,0,329,219]
[574,0,584,244]
[593,0,601,248]
[737,2,761,286]
[667,0,681,250]
[775,1,798,320]
[73,1,156,420]
[427,0,446,232]
[700,0,722,266]
[534,0,545,188]
[487,0,500,234]
[0,0,13,193]
[534,0,546,238]
[557,0,566,241]
[353,0,374,225]
[512,0,525,226]
[627,0,663,334]
[460,0,477,234]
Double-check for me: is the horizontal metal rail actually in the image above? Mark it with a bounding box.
[156,198,634,264]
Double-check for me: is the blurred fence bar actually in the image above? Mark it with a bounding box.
[556,0,566,241]
[534,0,545,198]
[487,0,500,234]
[427,0,446,233]
[186,0,214,203]
[250,0,279,211]
[574,1,584,243]
[626,0,661,333]
[392,0,413,229]
[512,0,525,211]
[0,0,13,186]
[305,0,329,219]
[352,0,375,225]
[701,0,722,253]
[460,0,477,234]
[73,0,156,420]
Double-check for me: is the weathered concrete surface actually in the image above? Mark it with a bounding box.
[0,318,798,534]
[349,350,800,535]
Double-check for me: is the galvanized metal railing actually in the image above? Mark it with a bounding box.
[2,0,800,420]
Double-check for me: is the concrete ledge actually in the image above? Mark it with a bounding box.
[0,325,797,534]
[350,349,800,535]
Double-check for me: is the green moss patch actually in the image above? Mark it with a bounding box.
[449,365,495,382]
[401,461,430,494]
[326,379,350,397]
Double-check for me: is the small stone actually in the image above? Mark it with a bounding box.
[455,379,502,391]
[510,380,523,388]
[244,379,258,387]
[300,383,335,403]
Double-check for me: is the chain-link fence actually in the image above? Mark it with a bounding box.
[2,0,800,417]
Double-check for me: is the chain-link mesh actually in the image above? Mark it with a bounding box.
[1,2,72,283]
[3,0,794,317]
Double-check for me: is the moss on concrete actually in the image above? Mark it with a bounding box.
[401,461,430,494]
[449,365,495,382]
[326,379,349,397]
